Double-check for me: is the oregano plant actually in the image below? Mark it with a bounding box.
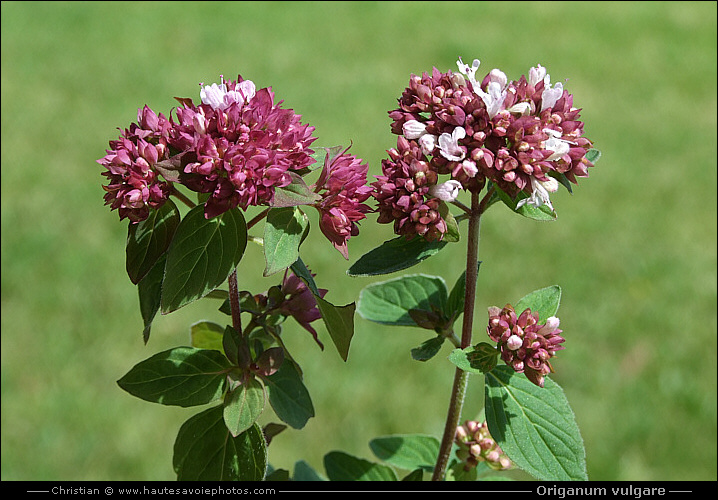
[98,56,599,482]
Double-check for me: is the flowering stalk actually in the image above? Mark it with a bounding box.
[432,189,482,481]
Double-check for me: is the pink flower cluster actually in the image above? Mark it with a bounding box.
[99,106,174,222]
[314,148,373,259]
[172,76,317,218]
[373,58,595,241]
[455,420,512,471]
[486,304,565,388]
[99,75,372,257]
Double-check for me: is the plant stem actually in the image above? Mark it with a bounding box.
[228,269,242,337]
[171,186,197,209]
[432,189,482,481]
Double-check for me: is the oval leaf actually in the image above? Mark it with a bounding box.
[137,255,166,344]
[173,406,267,481]
[347,236,448,277]
[161,206,247,313]
[263,207,309,276]
[263,361,315,429]
[484,366,587,481]
[448,343,499,374]
[323,451,397,481]
[410,336,445,362]
[223,377,266,437]
[117,347,231,407]
[190,320,225,352]
[369,434,440,471]
[358,274,448,326]
[514,285,561,320]
[126,200,180,284]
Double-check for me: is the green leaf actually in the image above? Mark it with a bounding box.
[293,460,327,481]
[263,361,314,429]
[324,451,398,481]
[448,343,499,374]
[263,207,309,276]
[223,377,266,437]
[190,321,225,353]
[126,200,180,284]
[494,185,557,221]
[161,206,247,313]
[402,469,424,481]
[316,296,355,361]
[410,336,445,362]
[514,285,561,320]
[289,257,321,296]
[137,255,166,344]
[347,235,448,277]
[357,274,448,327]
[585,148,601,164]
[484,366,587,481]
[117,347,231,407]
[438,201,460,242]
[445,270,467,322]
[271,172,322,207]
[173,406,267,481]
[291,257,356,361]
[369,434,440,471]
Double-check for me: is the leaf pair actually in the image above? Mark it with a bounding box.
[128,203,248,340]
[356,272,470,361]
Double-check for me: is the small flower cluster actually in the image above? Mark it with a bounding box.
[99,106,174,223]
[99,75,371,257]
[373,58,594,241]
[486,304,565,387]
[254,270,327,349]
[455,420,512,471]
[313,148,373,259]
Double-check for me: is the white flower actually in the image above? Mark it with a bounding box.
[200,78,255,110]
[528,64,548,87]
[428,180,463,202]
[476,80,507,119]
[516,177,555,211]
[438,126,466,161]
[456,57,480,87]
[418,134,437,156]
[200,82,229,110]
[224,79,256,107]
[541,81,564,111]
[507,102,531,115]
[402,119,427,140]
[543,128,575,161]
[488,68,507,90]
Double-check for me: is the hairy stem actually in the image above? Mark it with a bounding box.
[228,269,242,337]
[432,189,482,481]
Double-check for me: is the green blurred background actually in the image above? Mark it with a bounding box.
[2,1,716,482]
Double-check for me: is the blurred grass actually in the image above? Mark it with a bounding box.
[1,0,715,482]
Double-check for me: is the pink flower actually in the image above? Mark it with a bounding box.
[486,304,565,388]
[98,106,173,222]
[375,58,595,234]
[455,420,512,471]
[175,75,318,218]
[314,149,373,259]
